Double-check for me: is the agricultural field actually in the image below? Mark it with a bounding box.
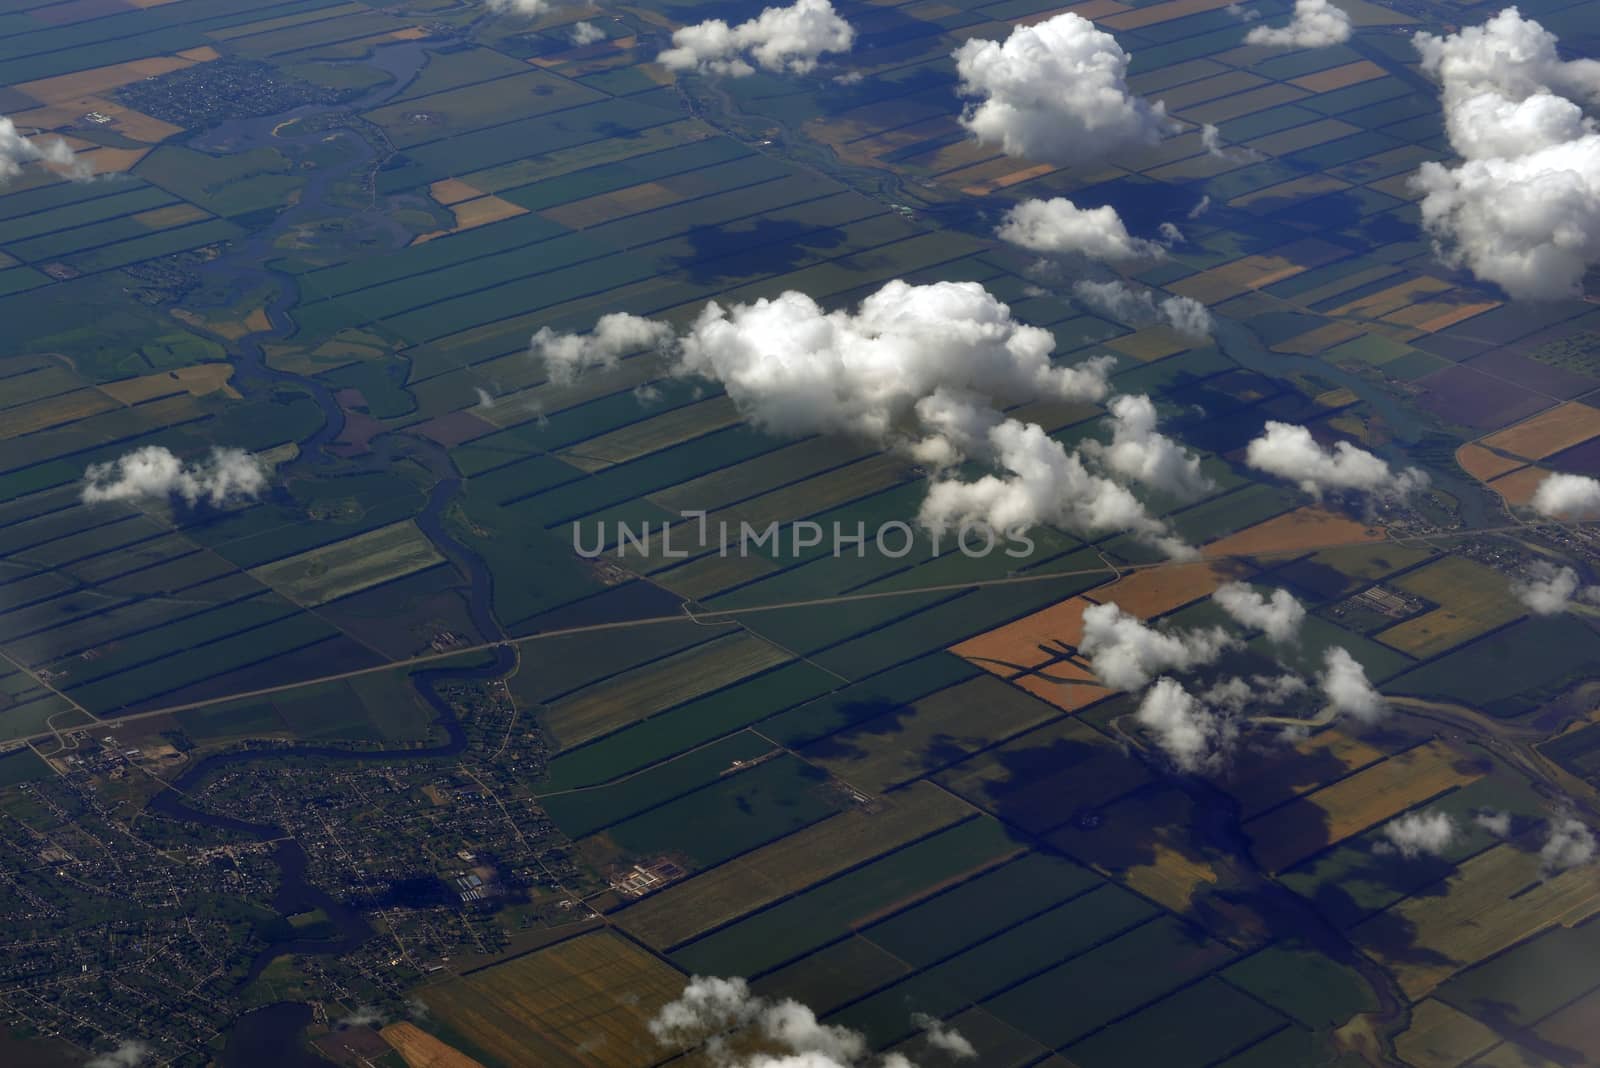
[0,0,1597,1065]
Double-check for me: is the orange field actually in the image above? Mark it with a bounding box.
[1203,506,1384,559]
[1455,443,1524,482]
[1486,464,1549,507]
[1481,401,1600,461]
[1013,661,1114,713]
[379,1023,486,1068]
[429,178,485,206]
[1291,59,1385,92]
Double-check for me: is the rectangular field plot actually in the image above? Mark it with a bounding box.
[417,931,686,1068]
[1376,555,1521,658]
[247,520,445,607]
[1063,978,1288,1068]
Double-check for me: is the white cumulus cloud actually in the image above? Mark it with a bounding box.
[1318,646,1386,723]
[1512,561,1585,614]
[1136,677,1240,771]
[1540,815,1596,872]
[1080,393,1214,500]
[82,446,266,508]
[1474,809,1513,837]
[1245,0,1352,49]
[953,13,1171,166]
[0,114,92,184]
[1245,421,1426,501]
[570,20,605,45]
[1072,279,1214,340]
[86,1042,152,1068]
[1188,194,1212,219]
[659,0,854,77]
[996,197,1167,262]
[485,0,556,14]
[911,1013,975,1059]
[1411,9,1600,299]
[1214,582,1306,643]
[1380,811,1458,858]
[532,312,674,386]
[1080,601,1237,691]
[1531,471,1600,519]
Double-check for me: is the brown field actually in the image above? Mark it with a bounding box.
[1393,999,1500,1068]
[1384,298,1499,333]
[840,115,960,166]
[12,97,183,143]
[1481,401,1600,461]
[99,364,237,405]
[1168,237,1349,305]
[1226,727,1388,818]
[132,203,209,229]
[1101,0,1241,30]
[0,389,119,440]
[1245,740,1482,872]
[429,178,483,206]
[1230,174,1351,213]
[1486,464,1549,507]
[1291,59,1386,92]
[378,1022,486,1068]
[1379,555,1519,658]
[937,152,1023,188]
[541,181,683,230]
[1272,320,1368,356]
[418,931,686,1068]
[1455,443,1524,482]
[1013,661,1114,713]
[1331,276,1456,320]
[1355,842,1600,998]
[962,162,1057,196]
[413,195,527,244]
[1105,325,1194,361]
[1203,506,1384,560]
[949,560,1233,675]
[614,781,972,949]
[15,54,211,104]
[171,305,270,341]
[74,145,149,173]
[560,396,743,472]
[541,631,791,749]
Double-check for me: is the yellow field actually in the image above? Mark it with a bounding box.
[1227,727,1388,818]
[1384,298,1500,333]
[1356,842,1600,998]
[99,364,237,405]
[1,389,119,440]
[378,1022,487,1068]
[1168,237,1349,304]
[559,396,743,472]
[1273,320,1368,356]
[1204,506,1383,560]
[132,204,210,229]
[1048,786,1227,917]
[1455,443,1524,482]
[418,931,686,1068]
[1481,401,1600,461]
[1246,741,1482,872]
[15,54,212,105]
[541,181,683,229]
[249,520,445,607]
[962,162,1057,196]
[429,178,484,206]
[1105,325,1195,361]
[1393,999,1500,1068]
[542,631,791,749]
[1378,556,1520,658]
[413,195,528,244]
[1329,276,1455,319]
[615,781,972,949]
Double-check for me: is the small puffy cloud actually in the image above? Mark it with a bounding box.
[1245,421,1426,501]
[485,0,555,14]
[1200,122,1262,162]
[911,1014,975,1059]
[82,446,266,508]
[1245,0,1352,49]
[1080,601,1236,691]
[1072,280,1214,340]
[996,197,1167,262]
[0,114,92,184]
[1136,677,1237,772]
[1540,815,1596,873]
[1188,194,1212,219]
[953,13,1171,166]
[1512,561,1583,615]
[1204,673,1307,710]
[337,1006,385,1028]
[86,1042,152,1068]
[474,386,495,409]
[659,0,854,77]
[651,976,931,1067]
[1081,393,1214,501]
[1380,811,1458,858]
[532,312,674,386]
[1158,221,1184,245]
[1410,10,1600,299]
[1226,1,1262,20]
[570,20,605,45]
[1319,646,1386,723]
[1531,472,1600,519]
[1474,809,1513,837]
[1214,583,1306,643]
